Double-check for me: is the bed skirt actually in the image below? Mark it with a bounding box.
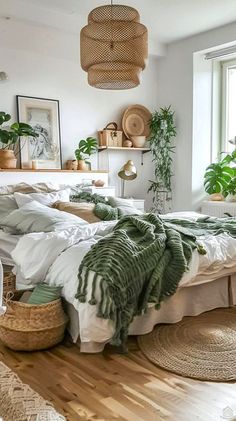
[75,275,234,353]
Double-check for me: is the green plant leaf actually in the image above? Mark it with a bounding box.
[0,112,11,126]
[76,137,98,158]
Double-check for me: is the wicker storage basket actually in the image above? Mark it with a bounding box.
[0,292,68,351]
[98,122,123,147]
[3,272,16,297]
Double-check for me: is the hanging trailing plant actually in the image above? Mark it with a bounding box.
[148,106,176,213]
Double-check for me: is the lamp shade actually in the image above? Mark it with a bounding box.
[118,160,137,180]
[80,4,148,90]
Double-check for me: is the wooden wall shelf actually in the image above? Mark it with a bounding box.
[0,169,108,173]
[98,146,150,153]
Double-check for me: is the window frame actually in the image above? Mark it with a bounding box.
[221,58,236,153]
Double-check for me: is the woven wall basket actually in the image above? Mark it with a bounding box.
[0,293,68,351]
[80,5,148,89]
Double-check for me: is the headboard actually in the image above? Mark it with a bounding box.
[0,170,109,187]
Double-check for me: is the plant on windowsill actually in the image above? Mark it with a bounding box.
[148,106,176,213]
[75,137,98,170]
[204,150,236,201]
[0,111,38,169]
[223,177,236,202]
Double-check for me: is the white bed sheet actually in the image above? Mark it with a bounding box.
[0,230,21,266]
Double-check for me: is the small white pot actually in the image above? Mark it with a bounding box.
[130,136,146,148]
[225,194,236,202]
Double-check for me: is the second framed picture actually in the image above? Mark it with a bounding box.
[17,95,62,169]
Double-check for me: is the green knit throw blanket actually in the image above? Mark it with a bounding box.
[162,215,236,238]
[76,213,204,346]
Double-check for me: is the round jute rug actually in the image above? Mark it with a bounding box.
[138,308,236,381]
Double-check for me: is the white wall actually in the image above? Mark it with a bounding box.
[2,17,236,212]
[0,18,160,209]
[155,22,236,211]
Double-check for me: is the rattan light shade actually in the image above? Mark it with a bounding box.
[80,4,148,90]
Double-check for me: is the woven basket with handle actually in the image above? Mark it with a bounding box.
[0,291,68,351]
[98,122,123,147]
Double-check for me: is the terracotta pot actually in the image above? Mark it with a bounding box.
[209,193,224,201]
[77,159,88,171]
[0,149,17,169]
[66,159,77,170]
[94,179,105,187]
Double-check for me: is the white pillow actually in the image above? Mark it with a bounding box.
[108,196,143,216]
[0,194,18,219]
[0,200,88,234]
[14,189,71,208]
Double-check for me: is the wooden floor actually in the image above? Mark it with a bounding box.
[0,337,236,421]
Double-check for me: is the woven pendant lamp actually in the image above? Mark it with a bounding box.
[80,2,148,90]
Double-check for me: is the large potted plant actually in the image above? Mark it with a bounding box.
[204,151,236,201]
[0,112,38,169]
[75,137,98,170]
[148,106,176,213]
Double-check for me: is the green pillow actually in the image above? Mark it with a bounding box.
[27,283,62,305]
[94,203,119,221]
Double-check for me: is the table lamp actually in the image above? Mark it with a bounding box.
[118,160,137,198]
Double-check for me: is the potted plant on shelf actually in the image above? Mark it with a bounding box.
[75,137,98,170]
[148,106,176,213]
[203,149,236,201]
[0,111,38,169]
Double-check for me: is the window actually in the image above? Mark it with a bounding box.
[221,59,236,153]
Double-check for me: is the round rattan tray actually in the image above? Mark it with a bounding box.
[122,104,151,139]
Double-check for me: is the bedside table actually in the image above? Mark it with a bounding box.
[83,186,116,197]
[131,199,145,212]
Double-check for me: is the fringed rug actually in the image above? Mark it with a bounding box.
[138,308,236,381]
[0,362,66,421]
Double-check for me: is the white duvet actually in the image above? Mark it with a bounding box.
[11,212,236,346]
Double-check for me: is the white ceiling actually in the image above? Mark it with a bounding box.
[1,0,236,50]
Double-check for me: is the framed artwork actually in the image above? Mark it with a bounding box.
[16,95,62,169]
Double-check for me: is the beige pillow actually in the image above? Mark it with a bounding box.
[53,201,101,224]
[0,182,61,195]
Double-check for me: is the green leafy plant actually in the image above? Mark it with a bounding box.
[148,106,176,212]
[71,191,108,204]
[75,137,98,163]
[223,176,236,197]
[0,111,38,151]
[204,151,236,196]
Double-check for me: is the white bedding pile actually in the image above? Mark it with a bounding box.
[9,209,236,346]
[0,187,71,265]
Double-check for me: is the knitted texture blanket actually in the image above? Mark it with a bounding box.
[76,213,203,346]
[162,215,236,238]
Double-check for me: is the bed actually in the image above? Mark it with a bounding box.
[10,212,236,352]
[1,180,236,353]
